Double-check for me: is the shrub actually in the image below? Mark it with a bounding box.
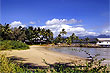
[0,53,48,73]
[0,40,29,50]
[0,53,25,73]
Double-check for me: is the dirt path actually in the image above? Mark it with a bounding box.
[2,46,86,66]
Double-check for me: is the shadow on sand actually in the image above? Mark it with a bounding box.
[8,56,87,70]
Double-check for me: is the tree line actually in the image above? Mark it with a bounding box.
[0,23,97,45]
[54,28,92,45]
[0,24,53,44]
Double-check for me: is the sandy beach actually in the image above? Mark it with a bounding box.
[2,45,86,66]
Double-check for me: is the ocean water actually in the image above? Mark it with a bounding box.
[49,47,110,65]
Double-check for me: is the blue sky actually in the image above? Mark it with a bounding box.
[0,0,109,36]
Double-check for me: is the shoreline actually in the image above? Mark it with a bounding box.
[1,45,86,66]
[48,43,110,48]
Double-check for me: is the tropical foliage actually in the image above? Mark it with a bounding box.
[66,37,72,45]
[60,28,67,43]
[0,23,97,45]
[0,24,53,44]
[0,40,29,50]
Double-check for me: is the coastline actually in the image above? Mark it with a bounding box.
[49,43,110,48]
[1,45,86,66]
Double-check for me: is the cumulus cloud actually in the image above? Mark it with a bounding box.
[10,21,26,28]
[41,18,98,37]
[10,19,98,37]
[29,21,36,24]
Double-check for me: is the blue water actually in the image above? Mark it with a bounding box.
[49,47,110,64]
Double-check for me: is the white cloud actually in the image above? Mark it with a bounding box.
[29,21,36,24]
[10,19,98,37]
[101,24,110,35]
[46,18,81,25]
[10,21,26,28]
[102,30,110,35]
[41,18,98,37]
[76,25,83,27]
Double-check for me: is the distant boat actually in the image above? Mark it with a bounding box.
[97,38,110,47]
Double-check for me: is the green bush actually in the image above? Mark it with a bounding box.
[0,40,29,50]
[0,53,47,73]
[0,53,25,73]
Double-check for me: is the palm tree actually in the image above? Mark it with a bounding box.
[33,28,39,43]
[85,37,89,43]
[79,39,83,44]
[57,34,62,43]
[75,36,79,43]
[60,29,67,43]
[66,37,72,45]
[25,26,34,44]
[41,28,46,40]
[0,24,4,40]
[2,24,13,40]
[46,29,53,44]
[70,33,76,43]
[49,32,53,43]
[60,29,67,36]
[37,27,41,36]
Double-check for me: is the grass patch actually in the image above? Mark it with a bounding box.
[0,40,29,50]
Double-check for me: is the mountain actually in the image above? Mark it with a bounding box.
[54,34,110,39]
[79,34,110,39]
[97,34,110,38]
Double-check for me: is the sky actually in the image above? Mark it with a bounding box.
[0,0,110,36]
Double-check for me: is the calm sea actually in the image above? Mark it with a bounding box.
[49,47,110,65]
